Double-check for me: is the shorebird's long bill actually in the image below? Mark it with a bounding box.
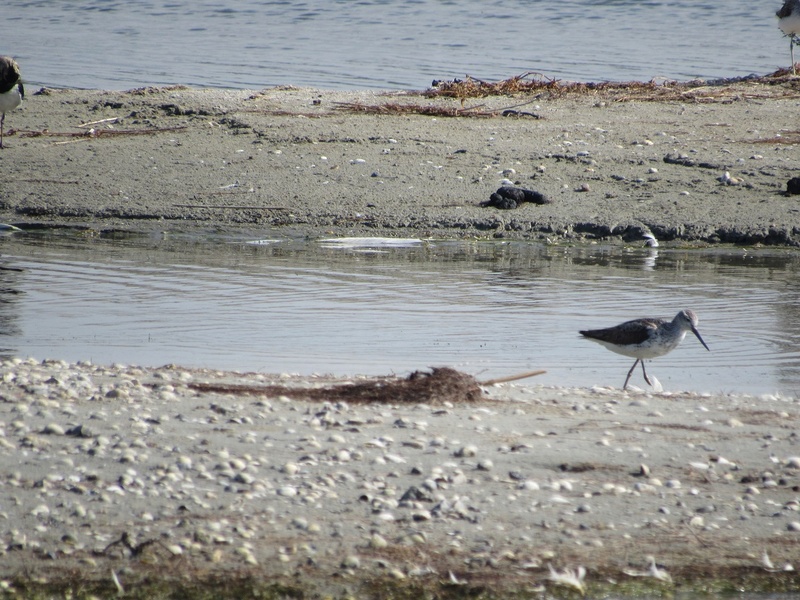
[692,327,710,352]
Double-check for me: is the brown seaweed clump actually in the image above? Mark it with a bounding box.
[188,367,484,405]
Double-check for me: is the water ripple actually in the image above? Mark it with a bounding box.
[1,234,799,396]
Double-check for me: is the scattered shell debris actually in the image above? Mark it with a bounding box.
[0,356,798,597]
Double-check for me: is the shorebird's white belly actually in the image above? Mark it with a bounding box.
[779,12,800,36]
[590,332,686,360]
[0,88,22,113]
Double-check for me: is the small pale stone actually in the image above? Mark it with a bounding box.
[785,457,800,469]
[369,533,389,548]
[689,516,704,528]
[342,555,360,569]
[42,423,65,435]
[455,445,478,458]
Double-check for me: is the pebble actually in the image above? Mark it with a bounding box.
[455,445,478,458]
[369,533,388,548]
[42,423,65,436]
[341,555,361,569]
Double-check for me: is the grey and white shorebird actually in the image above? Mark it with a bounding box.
[580,309,710,390]
[0,56,24,149]
[777,0,800,74]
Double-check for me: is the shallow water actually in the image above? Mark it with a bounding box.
[4,0,792,91]
[1,229,798,397]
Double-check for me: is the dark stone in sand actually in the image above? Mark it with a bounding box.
[663,152,722,170]
[787,177,800,195]
[481,186,551,210]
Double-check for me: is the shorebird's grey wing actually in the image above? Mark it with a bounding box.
[580,318,661,346]
[777,0,796,19]
[0,58,20,94]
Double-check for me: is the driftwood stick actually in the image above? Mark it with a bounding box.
[78,117,121,128]
[481,370,547,386]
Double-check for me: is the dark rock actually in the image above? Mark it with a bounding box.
[663,153,722,170]
[787,177,800,195]
[481,186,551,210]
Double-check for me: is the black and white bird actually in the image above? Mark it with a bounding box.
[580,309,710,390]
[0,56,24,149]
[777,0,800,75]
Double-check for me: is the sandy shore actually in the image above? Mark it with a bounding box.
[0,78,799,245]
[0,358,798,598]
[1,79,800,597]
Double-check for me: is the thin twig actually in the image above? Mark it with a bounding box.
[174,204,288,210]
[481,370,547,385]
[78,117,121,128]
[20,125,188,141]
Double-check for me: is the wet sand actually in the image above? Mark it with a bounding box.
[0,79,799,597]
[0,78,799,245]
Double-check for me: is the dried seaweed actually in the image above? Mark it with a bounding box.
[327,71,800,118]
[750,131,800,144]
[189,367,485,405]
[423,70,800,103]
[333,101,502,118]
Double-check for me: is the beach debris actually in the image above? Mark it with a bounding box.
[718,171,745,185]
[425,70,799,102]
[481,369,546,385]
[480,185,551,209]
[623,556,672,583]
[762,550,794,572]
[663,153,722,170]
[547,564,587,595]
[21,125,188,144]
[448,571,468,585]
[111,570,124,595]
[334,100,500,118]
[189,367,484,404]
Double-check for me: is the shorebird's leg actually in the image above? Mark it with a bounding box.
[0,114,5,149]
[623,359,639,390]
[640,360,653,386]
